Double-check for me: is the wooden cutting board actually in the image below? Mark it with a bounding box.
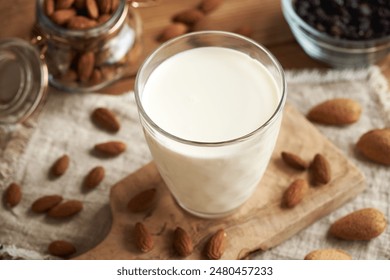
[75,103,365,260]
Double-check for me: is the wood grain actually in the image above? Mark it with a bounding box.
[75,104,366,260]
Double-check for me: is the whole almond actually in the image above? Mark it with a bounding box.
[127,188,157,213]
[86,0,100,19]
[134,222,154,253]
[356,128,390,165]
[309,153,331,185]
[51,154,70,177]
[234,25,254,38]
[4,183,22,208]
[91,107,120,132]
[204,228,226,260]
[173,9,205,25]
[111,0,119,12]
[77,52,95,82]
[67,16,97,29]
[31,195,63,213]
[56,0,75,10]
[44,0,55,16]
[173,227,193,257]
[90,68,103,85]
[97,14,111,24]
[329,208,387,241]
[198,0,223,14]
[47,200,83,218]
[94,141,126,156]
[282,179,309,208]
[83,166,105,189]
[281,151,308,170]
[159,23,188,42]
[51,9,77,25]
[307,98,362,125]
[304,249,352,260]
[98,0,111,14]
[48,240,76,258]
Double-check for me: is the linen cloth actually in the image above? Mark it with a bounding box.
[0,66,389,260]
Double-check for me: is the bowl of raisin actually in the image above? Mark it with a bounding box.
[282,0,390,68]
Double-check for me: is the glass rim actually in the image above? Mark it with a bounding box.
[134,31,287,147]
[0,38,48,125]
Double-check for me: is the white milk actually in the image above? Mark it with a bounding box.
[141,47,282,217]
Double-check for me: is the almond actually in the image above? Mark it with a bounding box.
[94,141,126,156]
[173,9,205,25]
[83,166,105,189]
[98,0,111,14]
[97,14,111,24]
[282,179,309,208]
[158,23,188,42]
[47,200,83,218]
[307,98,362,125]
[77,52,95,82]
[304,249,352,260]
[51,154,70,177]
[67,16,97,29]
[198,0,223,14]
[86,0,99,19]
[4,183,22,208]
[111,0,119,12]
[31,195,63,213]
[90,68,103,85]
[48,240,76,258]
[281,151,308,170]
[309,153,331,185]
[204,228,226,260]
[44,0,55,16]
[234,25,254,38]
[134,222,154,253]
[127,188,157,213]
[91,107,120,132]
[173,227,193,257]
[56,0,75,10]
[51,9,77,25]
[356,128,390,165]
[329,208,387,241]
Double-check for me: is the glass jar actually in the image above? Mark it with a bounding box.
[35,0,142,92]
[0,0,148,125]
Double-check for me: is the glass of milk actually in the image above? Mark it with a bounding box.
[134,31,286,218]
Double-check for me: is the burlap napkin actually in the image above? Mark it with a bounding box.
[1,66,389,260]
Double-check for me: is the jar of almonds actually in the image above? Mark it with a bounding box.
[35,0,142,92]
[0,0,144,125]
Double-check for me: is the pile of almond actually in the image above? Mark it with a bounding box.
[306,98,390,166]
[158,0,224,42]
[127,187,226,259]
[300,97,389,259]
[1,105,127,259]
[281,152,331,208]
[45,0,120,29]
[42,0,141,88]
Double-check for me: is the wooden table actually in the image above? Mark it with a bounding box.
[0,0,389,94]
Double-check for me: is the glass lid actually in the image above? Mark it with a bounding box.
[0,38,48,124]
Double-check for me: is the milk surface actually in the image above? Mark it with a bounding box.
[141,47,282,217]
[142,47,279,142]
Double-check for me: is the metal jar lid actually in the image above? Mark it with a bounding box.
[0,38,48,125]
